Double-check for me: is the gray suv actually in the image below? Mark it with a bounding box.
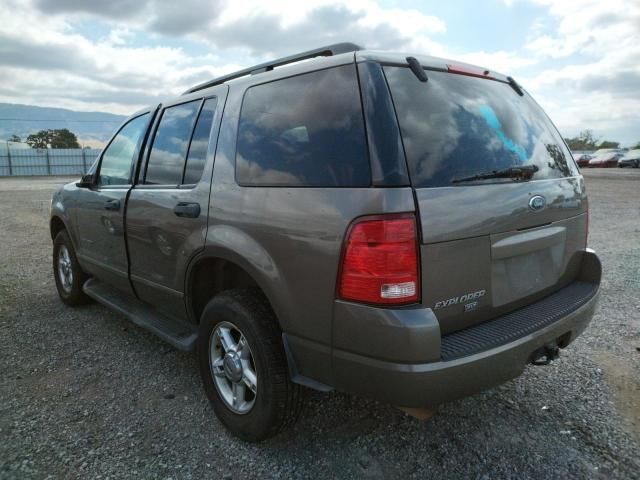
[50,43,601,441]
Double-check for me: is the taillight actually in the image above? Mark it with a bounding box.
[338,214,420,305]
[447,63,494,79]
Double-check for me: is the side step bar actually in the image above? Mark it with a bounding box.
[83,278,198,351]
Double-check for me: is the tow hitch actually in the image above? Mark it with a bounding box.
[530,343,560,366]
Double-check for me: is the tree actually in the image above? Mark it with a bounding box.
[598,140,619,149]
[8,134,21,143]
[25,129,80,149]
[632,142,640,149]
[564,130,598,151]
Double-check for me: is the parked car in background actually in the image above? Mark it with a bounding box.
[588,152,623,168]
[575,154,594,168]
[618,149,640,168]
[593,148,622,155]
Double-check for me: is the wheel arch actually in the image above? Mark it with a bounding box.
[184,246,288,332]
[50,215,67,240]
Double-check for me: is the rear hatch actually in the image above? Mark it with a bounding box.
[384,65,587,334]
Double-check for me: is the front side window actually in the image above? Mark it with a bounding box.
[384,67,578,188]
[98,113,149,186]
[236,65,370,187]
[145,100,200,185]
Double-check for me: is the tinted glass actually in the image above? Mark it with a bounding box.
[384,67,578,188]
[99,113,149,186]
[236,65,370,187]
[145,100,200,185]
[183,98,217,184]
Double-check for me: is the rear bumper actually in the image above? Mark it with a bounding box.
[328,249,601,407]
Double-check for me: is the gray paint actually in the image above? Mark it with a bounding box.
[332,286,598,407]
[49,48,601,405]
[125,86,229,319]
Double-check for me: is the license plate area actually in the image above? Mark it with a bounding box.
[491,226,566,307]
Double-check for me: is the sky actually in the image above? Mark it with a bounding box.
[0,0,638,145]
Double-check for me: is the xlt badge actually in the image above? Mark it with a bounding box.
[434,289,486,310]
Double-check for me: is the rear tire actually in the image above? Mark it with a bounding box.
[197,289,303,442]
[53,230,90,306]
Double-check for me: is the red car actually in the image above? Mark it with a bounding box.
[575,154,593,168]
[587,153,623,168]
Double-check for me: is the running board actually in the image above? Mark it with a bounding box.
[83,278,198,351]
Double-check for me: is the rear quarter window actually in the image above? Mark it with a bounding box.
[235,65,370,187]
[384,67,578,188]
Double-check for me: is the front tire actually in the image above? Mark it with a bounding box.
[197,289,303,442]
[53,230,90,305]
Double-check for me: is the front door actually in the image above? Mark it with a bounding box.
[75,112,152,293]
[126,89,226,319]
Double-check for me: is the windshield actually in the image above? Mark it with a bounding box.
[384,67,579,188]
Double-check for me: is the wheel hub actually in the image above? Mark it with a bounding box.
[223,353,243,383]
[57,245,73,292]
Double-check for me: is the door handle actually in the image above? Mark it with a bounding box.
[174,202,200,218]
[104,199,121,211]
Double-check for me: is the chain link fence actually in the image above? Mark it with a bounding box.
[0,144,101,176]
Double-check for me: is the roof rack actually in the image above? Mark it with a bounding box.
[183,42,363,95]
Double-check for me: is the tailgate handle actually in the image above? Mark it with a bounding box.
[492,226,566,260]
[174,202,200,218]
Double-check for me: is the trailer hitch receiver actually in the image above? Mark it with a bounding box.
[531,343,560,366]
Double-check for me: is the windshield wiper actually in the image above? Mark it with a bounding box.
[451,165,539,184]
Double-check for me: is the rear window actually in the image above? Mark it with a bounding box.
[235,65,370,187]
[145,100,200,185]
[184,97,217,184]
[384,67,578,188]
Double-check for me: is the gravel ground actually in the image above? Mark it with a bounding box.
[1,171,639,479]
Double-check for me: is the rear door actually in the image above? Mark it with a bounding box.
[126,88,227,320]
[75,112,152,293]
[384,66,587,334]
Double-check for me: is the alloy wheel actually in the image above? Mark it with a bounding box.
[209,321,258,414]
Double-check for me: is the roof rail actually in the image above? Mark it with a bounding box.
[183,42,363,95]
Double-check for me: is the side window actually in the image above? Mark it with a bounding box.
[98,113,149,186]
[236,65,370,187]
[145,100,200,185]
[183,97,217,185]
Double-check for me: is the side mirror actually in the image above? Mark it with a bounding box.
[76,173,96,188]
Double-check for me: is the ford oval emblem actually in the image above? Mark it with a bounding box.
[529,195,546,211]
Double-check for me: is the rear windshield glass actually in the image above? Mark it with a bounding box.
[384,67,578,188]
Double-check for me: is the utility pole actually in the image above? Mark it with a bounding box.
[6,140,12,176]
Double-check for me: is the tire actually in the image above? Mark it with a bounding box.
[53,230,90,306]
[197,288,303,442]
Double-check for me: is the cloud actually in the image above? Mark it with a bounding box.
[31,0,446,55]
[0,0,246,113]
[454,50,537,74]
[0,0,638,145]
[0,0,448,115]
[34,0,147,20]
[517,0,640,144]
